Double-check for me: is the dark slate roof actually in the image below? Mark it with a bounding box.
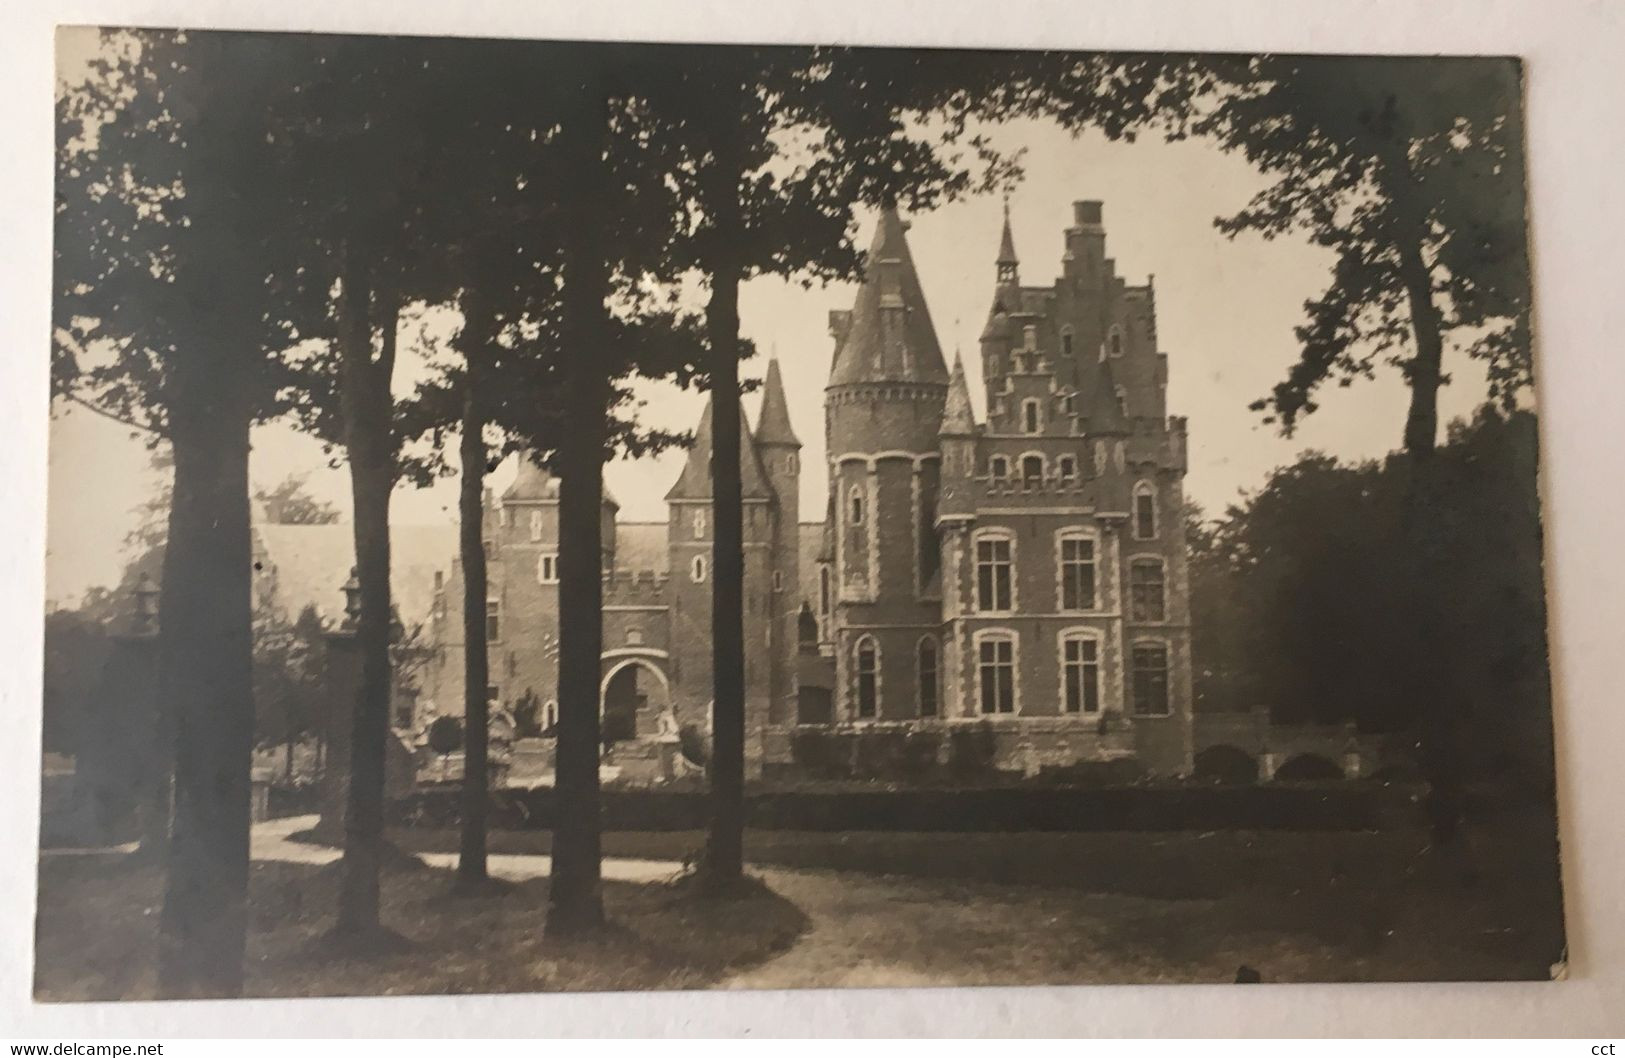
[502,453,559,501]
[753,357,800,447]
[614,522,669,574]
[664,397,773,502]
[253,522,453,631]
[826,208,948,388]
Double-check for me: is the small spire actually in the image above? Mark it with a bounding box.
[997,197,1019,283]
[940,349,978,437]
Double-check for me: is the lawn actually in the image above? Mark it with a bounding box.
[36,812,1565,998]
[33,853,808,1001]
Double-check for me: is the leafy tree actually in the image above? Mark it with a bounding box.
[55,28,315,997]
[254,474,340,525]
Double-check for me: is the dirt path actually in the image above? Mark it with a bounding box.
[252,814,682,884]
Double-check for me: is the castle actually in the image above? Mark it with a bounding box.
[422,200,1195,779]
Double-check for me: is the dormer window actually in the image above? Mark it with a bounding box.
[1061,393,1076,415]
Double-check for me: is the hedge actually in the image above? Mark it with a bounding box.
[390,781,1414,833]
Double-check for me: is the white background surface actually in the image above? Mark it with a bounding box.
[2,0,1622,1038]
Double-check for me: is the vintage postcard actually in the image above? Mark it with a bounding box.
[39,27,1563,1000]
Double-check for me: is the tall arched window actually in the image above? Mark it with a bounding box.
[917,637,939,718]
[1022,398,1041,434]
[854,636,880,718]
[1133,481,1158,540]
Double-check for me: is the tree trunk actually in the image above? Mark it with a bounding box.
[335,254,400,936]
[457,294,491,889]
[1385,155,1465,850]
[546,92,610,936]
[155,395,255,998]
[702,78,749,888]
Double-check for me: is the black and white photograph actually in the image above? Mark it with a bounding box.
[33,21,1570,1008]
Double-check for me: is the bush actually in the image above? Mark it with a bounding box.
[790,729,852,779]
[947,723,999,779]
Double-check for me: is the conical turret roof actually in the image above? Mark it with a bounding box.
[940,351,978,437]
[665,396,774,502]
[826,207,948,388]
[754,357,800,447]
[503,452,559,501]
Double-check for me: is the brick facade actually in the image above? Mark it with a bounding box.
[423,200,1194,779]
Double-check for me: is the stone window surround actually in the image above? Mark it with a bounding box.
[972,626,1021,716]
[1130,635,1173,718]
[971,526,1018,615]
[1054,526,1100,613]
[1057,626,1104,715]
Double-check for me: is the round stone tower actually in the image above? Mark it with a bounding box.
[824,207,949,723]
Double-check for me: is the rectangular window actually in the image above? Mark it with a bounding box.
[978,636,1015,714]
[1132,643,1170,716]
[1063,637,1101,714]
[693,508,707,539]
[1130,559,1166,622]
[1058,455,1077,482]
[975,537,1013,612]
[538,553,557,584]
[1060,536,1096,610]
[485,599,501,642]
[529,509,543,542]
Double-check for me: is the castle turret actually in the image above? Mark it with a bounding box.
[825,207,947,722]
[664,396,776,774]
[753,357,802,731]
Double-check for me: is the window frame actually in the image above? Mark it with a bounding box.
[853,634,880,719]
[537,552,558,584]
[972,529,1017,614]
[917,635,939,718]
[848,484,865,526]
[1133,481,1158,540]
[1019,452,1045,484]
[1057,454,1078,483]
[1060,326,1075,358]
[973,629,1019,715]
[691,554,709,583]
[989,455,1010,480]
[1059,629,1103,715]
[1128,555,1167,623]
[529,509,544,543]
[485,599,502,643]
[1108,324,1124,358]
[1056,529,1098,612]
[1131,639,1172,717]
[1021,398,1042,434]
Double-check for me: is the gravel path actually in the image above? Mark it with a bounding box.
[251,814,683,884]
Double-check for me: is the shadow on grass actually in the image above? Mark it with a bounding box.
[35,848,809,1001]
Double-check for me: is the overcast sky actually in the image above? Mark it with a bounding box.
[46,56,1498,608]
